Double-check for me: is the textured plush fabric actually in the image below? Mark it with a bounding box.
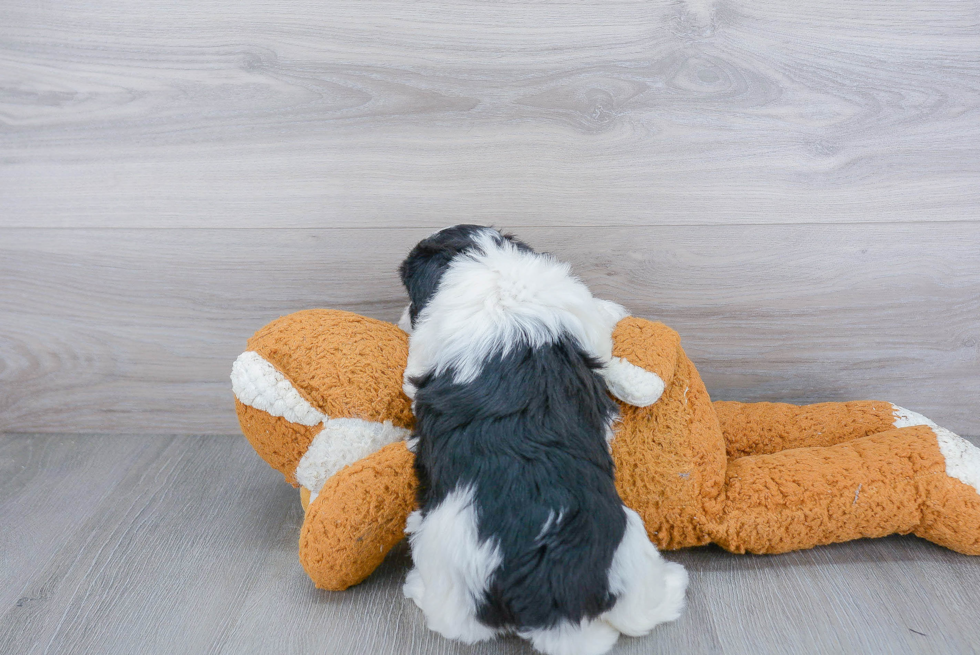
[240,309,415,486]
[299,441,417,591]
[236,400,321,486]
[246,309,415,432]
[713,400,899,459]
[235,311,980,591]
[611,318,726,551]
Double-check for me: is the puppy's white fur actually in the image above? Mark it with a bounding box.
[401,229,663,409]
[602,508,688,635]
[403,486,503,644]
[406,492,687,655]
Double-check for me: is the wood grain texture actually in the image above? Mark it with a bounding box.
[2,0,979,228]
[2,433,980,654]
[1,224,977,436]
[1,0,978,437]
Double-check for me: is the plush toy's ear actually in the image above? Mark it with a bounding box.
[606,317,681,407]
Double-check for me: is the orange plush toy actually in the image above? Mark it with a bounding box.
[232,309,980,591]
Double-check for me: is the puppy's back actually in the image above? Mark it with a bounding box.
[412,335,625,630]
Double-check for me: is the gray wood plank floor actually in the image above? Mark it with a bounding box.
[3,433,980,654]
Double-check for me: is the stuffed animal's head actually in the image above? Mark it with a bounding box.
[232,309,414,487]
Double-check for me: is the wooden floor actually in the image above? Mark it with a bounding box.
[3,433,980,655]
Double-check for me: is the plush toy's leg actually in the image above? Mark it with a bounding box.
[708,424,980,555]
[713,400,910,459]
[299,441,418,591]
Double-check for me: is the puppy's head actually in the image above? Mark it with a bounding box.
[398,225,531,331]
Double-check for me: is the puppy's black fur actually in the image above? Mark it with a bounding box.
[401,227,627,631]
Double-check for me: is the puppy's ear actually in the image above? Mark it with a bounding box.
[398,241,459,325]
[398,254,431,327]
[400,225,489,321]
[398,251,423,289]
[498,230,534,253]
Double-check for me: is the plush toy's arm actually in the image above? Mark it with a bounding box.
[577,302,666,407]
[299,441,417,591]
[608,317,680,406]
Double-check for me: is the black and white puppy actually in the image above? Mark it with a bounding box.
[398,225,687,655]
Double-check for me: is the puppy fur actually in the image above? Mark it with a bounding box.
[399,225,687,655]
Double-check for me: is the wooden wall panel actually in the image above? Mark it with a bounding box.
[1,0,978,436]
[2,0,979,228]
[1,224,977,436]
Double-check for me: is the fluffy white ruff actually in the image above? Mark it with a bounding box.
[403,486,503,644]
[403,229,660,410]
[522,507,687,655]
[604,357,665,408]
[296,418,410,501]
[404,230,626,389]
[892,405,980,495]
[231,351,324,426]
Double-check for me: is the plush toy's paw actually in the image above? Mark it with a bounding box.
[603,357,666,407]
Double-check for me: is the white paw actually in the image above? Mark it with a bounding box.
[403,567,425,608]
[603,508,688,637]
[523,619,620,655]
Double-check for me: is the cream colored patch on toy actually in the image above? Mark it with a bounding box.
[934,427,980,495]
[231,351,324,426]
[605,357,665,408]
[298,418,411,500]
[891,404,938,429]
[891,405,980,495]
